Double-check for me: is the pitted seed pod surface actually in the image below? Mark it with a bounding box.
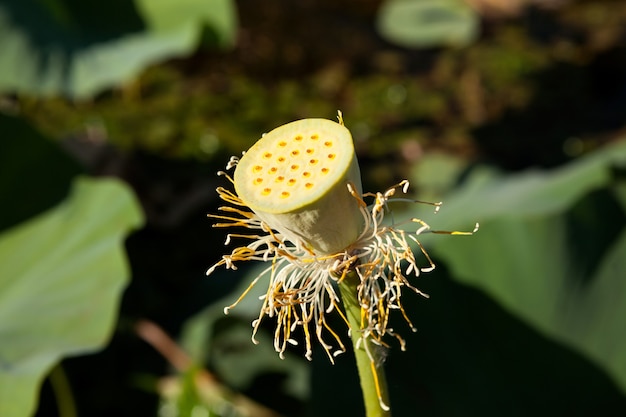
[234,119,356,214]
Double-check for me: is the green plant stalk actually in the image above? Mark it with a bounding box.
[338,270,391,417]
[49,364,78,417]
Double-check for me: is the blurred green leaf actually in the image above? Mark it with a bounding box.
[137,0,237,47]
[376,0,479,48]
[0,176,144,417]
[313,270,626,417]
[313,142,626,416]
[181,264,310,403]
[0,113,82,232]
[0,0,237,98]
[419,139,626,393]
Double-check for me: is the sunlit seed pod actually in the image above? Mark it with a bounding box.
[234,118,363,254]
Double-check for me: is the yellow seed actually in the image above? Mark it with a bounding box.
[254,178,263,185]
[281,191,290,198]
[305,183,313,189]
[291,150,300,156]
[328,154,336,159]
[253,165,263,172]
[311,134,319,140]
[303,171,311,177]
[276,176,285,182]
[290,164,299,170]
[324,141,332,147]
[263,152,272,159]
[321,168,329,174]
[288,179,296,185]
[262,188,271,195]
[309,159,318,165]
[279,141,287,147]
[269,167,278,174]
[295,135,303,141]
[306,148,314,154]
[278,156,286,162]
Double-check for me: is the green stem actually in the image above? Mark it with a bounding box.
[338,271,391,417]
[49,364,78,417]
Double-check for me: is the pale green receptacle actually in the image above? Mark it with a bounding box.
[234,118,363,255]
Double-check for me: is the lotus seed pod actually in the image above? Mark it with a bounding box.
[234,118,363,255]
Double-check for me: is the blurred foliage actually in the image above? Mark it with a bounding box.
[418,139,626,393]
[0,114,82,232]
[2,0,626,416]
[0,121,143,417]
[178,267,311,416]
[377,0,479,48]
[12,0,626,184]
[0,0,237,98]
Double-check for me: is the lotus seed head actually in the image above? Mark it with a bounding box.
[208,114,478,372]
[234,118,363,254]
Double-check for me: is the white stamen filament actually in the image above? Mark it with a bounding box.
[207,160,458,362]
